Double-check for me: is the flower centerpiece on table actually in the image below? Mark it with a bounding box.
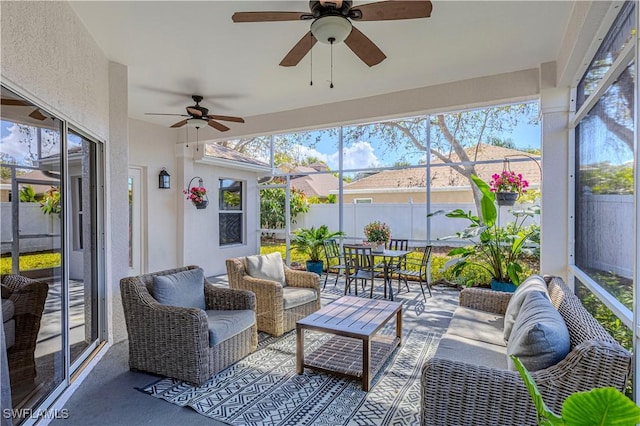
[489,170,529,195]
[183,185,207,205]
[364,221,391,247]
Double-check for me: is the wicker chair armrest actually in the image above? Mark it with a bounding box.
[459,287,512,314]
[2,275,49,317]
[421,358,536,425]
[283,266,321,290]
[123,292,210,354]
[1,284,11,299]
[204,282,256,311]
[421,340,632,425]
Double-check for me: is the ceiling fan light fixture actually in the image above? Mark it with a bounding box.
[310,15,352,44]
[187,118,208,129]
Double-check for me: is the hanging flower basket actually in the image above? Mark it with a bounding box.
[194,200,208,209]
[184,181,208,209]
[495,191,519,207]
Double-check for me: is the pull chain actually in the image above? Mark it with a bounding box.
[329,37,335,88]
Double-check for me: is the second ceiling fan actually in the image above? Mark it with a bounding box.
[232,1,432,67]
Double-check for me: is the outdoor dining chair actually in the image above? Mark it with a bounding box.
[395,245,433,300]
[323,239,346,289]
[343,244,384,298]
[386,238,409,289]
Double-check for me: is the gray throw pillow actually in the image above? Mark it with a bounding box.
[503,275,549,342]
[506,290,570,372]
[245,252,286,287]
[152,268,206,310]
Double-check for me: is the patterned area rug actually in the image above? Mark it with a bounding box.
[140,329,440,426]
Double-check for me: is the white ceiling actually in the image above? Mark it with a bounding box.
[69,1,573,131]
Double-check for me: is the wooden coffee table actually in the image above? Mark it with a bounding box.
[296,295,402,391]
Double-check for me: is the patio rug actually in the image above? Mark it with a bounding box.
[139,328,440,426]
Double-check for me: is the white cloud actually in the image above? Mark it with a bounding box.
[327,140,381,170]
[289,144,329,165]
[0,122,34,163]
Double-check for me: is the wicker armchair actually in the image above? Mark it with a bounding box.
[1,274,49,387]
[226,257,321,337]
[421,276,632,425]
[120,266,258,385]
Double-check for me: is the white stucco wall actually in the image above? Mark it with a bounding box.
[178,146,262,277]
[129,119,180,272]
[1,1,129,342]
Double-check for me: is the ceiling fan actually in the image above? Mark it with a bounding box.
[145,95,245,132]
[232,0,432,67]
[1,98,47,121]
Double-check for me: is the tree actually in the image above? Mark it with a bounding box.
[343,102,539,218]
[259,186,309,237]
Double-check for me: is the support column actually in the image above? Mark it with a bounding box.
[539,61,571,281]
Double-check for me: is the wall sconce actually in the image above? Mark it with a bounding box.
[158,168,170,189]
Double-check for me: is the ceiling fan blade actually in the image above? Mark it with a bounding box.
[208,115,245,123]
[353,1,432,21]
[344,27,386,67]
[232,11,308,23]
[29,109,47,121]
[208,120,230,132]
[1,99,32,106]
[186,107,203,117]
[280,32,317,67]
[170,119,188,128]
[144,113,189,117]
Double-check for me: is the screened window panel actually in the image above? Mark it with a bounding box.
[575,62,635,303]
[576,2,635,109]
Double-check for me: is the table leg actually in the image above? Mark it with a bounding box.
[296,326,304,374]
[396,309,402,346]
[386,263,394,301]
[362,337,371,391]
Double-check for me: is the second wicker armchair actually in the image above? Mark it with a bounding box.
[226,252,321,337]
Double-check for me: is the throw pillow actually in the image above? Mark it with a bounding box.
[152,267,206,310]
[503,274,549,342]
[506,290,570,372]
[245,252,287,287]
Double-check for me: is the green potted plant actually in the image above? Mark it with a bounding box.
[363,221,391,252]
[434,175,539,290]
[291,225,345,276]
[512,355,640,425]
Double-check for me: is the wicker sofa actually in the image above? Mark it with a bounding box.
[120,266,258,385]
[421,276,632,426]
[1,274,48,387]
[226,254,321,337]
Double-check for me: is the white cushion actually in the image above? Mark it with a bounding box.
[245,252,286,288]
[282,287,317,309]
[503,275,549,342]
[446,306,506,347]
[506,290,570,372]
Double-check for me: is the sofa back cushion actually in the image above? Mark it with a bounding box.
[506,290,570,372]
[503,275,549,342]
[151,267,206,310]
[245,252,287,288]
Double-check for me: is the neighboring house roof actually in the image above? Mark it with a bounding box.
[200,143,271,174]
[341,145,541,192]
[0,169,60,195]
[288,165,339,199]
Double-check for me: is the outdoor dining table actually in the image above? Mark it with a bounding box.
[372,249,412,301]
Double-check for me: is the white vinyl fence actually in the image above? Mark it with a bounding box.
[292,201,539,247]
[0,202,60,255]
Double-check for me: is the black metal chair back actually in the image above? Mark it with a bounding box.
[396,245,433,300]
[322,239,346,288]
[343,244,377,298]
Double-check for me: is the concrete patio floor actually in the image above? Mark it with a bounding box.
[50,275,460,426]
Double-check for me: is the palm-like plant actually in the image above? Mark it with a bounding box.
[291,225,345,262]
[436,175,539,285]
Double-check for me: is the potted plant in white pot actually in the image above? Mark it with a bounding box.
[434,175,539,291]
[291,225,345,276]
